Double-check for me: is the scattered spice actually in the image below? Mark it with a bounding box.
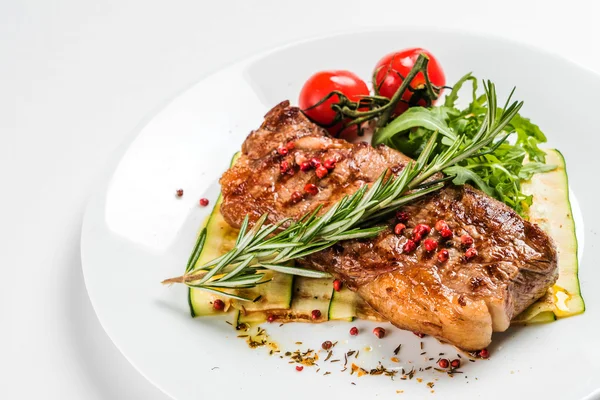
[311,309,321,320]
[413,224,431,238]
[438,359,450,369]
[427,382,435,389]
[420,342,424,350]
[288,348,319,366]
[479,348,490,358]
[437,249,449,263]
[300,161,311,171]
[333,279,343,292]
[176,189,184,197]
[212,299,225,311]
[350,363,369,377]
[323,371,331,376]
[461,234,474,246]
[321,340,333,350]
[423,238,438,252]
[394,223,406,235]
[396,211,409,222]
[277,146,288,156]
[304,183,319,196]
[373,327,386,339]
[465,247,478,259]
[390,357,400,363]
[403,239,417,253]
[296,365,304,372]
[246,335,267,348]
[440,227,453,238]
[290,191,303,203]
[369,362,397,378]
[349,326,359,336]
[315,165,329,179]
[280,160,290,174]
[420,352,426,356]
[451,359,461,369]
[324,351,333,362]
[199,198,209,207]
[435,220,448,232]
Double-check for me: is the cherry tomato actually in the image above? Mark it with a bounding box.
[299,70,369,132]
[373,48,445,115]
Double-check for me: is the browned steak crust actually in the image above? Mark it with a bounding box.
[220,101,558,350]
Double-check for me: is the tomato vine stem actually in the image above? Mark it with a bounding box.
[300,53,442,136]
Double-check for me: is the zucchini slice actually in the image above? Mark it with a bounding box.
[328,286,357,321]
[238,277,333,324]
[188,152,293,317]
[187,198,236,317]
[289,277,332,322]
[232,271,293,313]
[516,149,585,321]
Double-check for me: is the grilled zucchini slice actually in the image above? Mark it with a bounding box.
[516,149,585,322]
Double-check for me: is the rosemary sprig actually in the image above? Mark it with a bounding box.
[163,81,523,300]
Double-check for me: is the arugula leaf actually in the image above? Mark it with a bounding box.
[510,113,547,142]
[444,165,495,196]
[375,75,553,216]
[443,73,476,108]
[518,162,557,180]
[372,107,457,146]
[510,114,548,162]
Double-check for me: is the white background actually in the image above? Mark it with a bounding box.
[2,1,599,399]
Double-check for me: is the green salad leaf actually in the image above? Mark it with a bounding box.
[372,73,555,216]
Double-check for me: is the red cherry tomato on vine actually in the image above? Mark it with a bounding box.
[299,70,369,133]
[373,48,446,116]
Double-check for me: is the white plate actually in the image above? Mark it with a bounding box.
[81,29,600,400]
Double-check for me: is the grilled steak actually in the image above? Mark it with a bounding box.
[220,101,558,351]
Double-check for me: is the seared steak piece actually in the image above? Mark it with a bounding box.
[220,101,558,351]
